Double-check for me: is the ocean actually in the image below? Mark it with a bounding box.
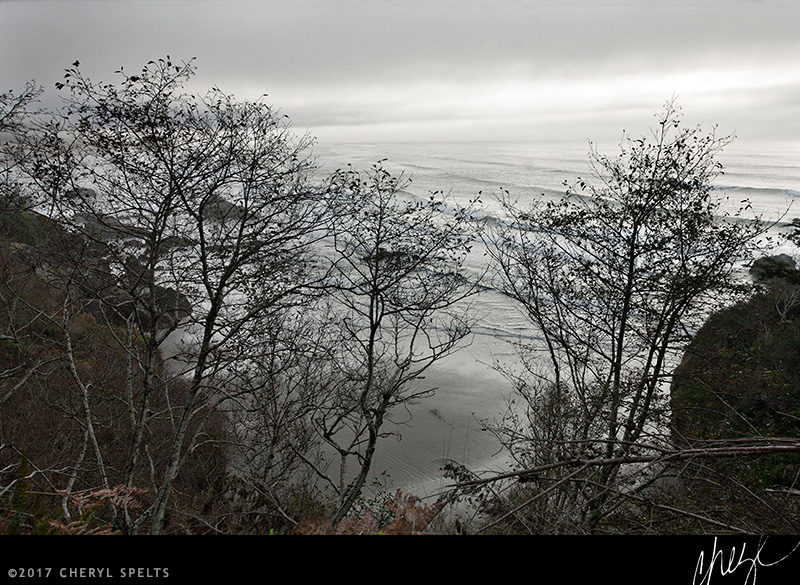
[312,139,800,499]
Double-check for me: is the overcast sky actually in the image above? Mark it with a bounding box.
[2,0,799,144]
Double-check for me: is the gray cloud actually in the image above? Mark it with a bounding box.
[2,0,799,143]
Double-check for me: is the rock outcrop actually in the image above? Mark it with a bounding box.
[749,253,799,282]
[671,267,800,486]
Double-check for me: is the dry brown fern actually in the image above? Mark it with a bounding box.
[382,490,444,534]
[294,490,444,535]
[60,485,149,517]
[47,519,117,535]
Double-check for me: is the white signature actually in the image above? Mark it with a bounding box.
[693,537,800,585]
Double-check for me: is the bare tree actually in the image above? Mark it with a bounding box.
[480,102,771,532]
[1,81,43,201]
[10,57,330,533]
[0,81,51,389]
[314,162,479,525]
[214,302,340,532]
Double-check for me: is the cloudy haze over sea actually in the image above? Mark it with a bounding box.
[3,0,799,494]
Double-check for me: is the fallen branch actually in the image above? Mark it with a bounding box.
[453,442,800,489]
